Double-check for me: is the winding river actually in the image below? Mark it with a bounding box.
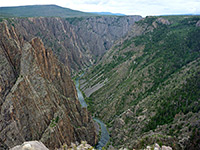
[75,74,87,108]
[75,76,110,149]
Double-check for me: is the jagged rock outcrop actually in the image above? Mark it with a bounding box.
[196,20,200,27]
[0,22,97,149]
[156,17,170,25]
[5,16,142,72]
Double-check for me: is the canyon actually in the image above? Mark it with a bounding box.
[0,12,142,149]
[6,15,142,73]
[0,5,200,150]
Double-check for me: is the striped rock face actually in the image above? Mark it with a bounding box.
[0,22,97,149]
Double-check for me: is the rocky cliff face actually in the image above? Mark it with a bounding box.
[0,22,97,149]
[5,16,142,73]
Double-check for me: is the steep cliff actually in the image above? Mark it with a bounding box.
[81,16,200,149]
[0,22,97,149]
[4,16,142,73]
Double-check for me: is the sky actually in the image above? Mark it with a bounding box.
[0,0,200,17]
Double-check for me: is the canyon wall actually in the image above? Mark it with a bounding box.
[7,16,142,72]
[0,22,97,149]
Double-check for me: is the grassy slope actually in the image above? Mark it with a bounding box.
[82,16,200,149]
[0,5,96,18]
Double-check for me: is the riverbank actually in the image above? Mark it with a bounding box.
[75,75,110,149]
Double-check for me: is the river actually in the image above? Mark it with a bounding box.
[75,74,87,108]
[75,76,110,149]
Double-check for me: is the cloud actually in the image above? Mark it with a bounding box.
[78,0,105,5]
[0,0,200,16]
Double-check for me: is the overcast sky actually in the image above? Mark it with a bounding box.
[0,0,200,16]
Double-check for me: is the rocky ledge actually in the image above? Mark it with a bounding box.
[11,141,95,150]
[11,141,172,150]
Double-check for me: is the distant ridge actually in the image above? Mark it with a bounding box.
[92,12,126,16]
[0,5,97,18]
[158,14,200,16]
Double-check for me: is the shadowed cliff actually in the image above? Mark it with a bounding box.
[4,16,142,73]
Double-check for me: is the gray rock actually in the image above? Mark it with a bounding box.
[108,145,115,150]
[196,20,200,27]
[146,146,152,150]
[162,145,172,150]
[10,141,49,150]
[156,18,170,25]
[114,118,125,128]
[13,16,142,72]
[154,143,160,150]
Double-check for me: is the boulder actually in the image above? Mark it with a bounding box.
[146,145,152,150]
[162,145,172,150]
[154,143,160,150]
[10,141,49,150]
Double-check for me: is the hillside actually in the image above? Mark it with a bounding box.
[0,5,96,18]
[92,12,125,16]
[81,16,200,149]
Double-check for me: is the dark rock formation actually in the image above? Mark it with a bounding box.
[0,22,97,149]
[6,16,142,72]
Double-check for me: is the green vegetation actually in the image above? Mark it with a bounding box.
[85,96,95,113]
[50,116,59,127]
[0,5,97,18]
[145,72,200,131]
[65,17,85,25]
[136,16,157,25]
[83,15,200,148]
[185,127,200,149]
